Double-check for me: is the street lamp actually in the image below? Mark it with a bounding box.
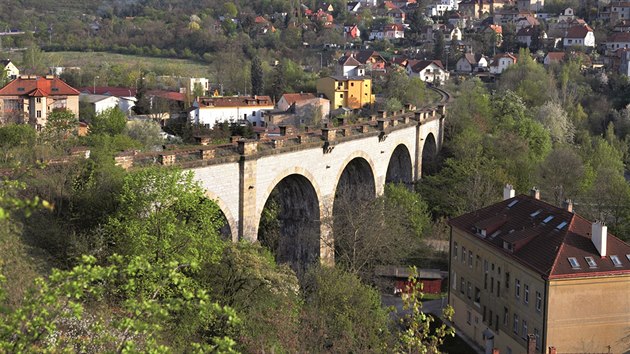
[93,76,99,94]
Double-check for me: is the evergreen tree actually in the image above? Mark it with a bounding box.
[433,32,445,62]
[133,80,151,115]
[251,55,264,96]
[271,61,287,102]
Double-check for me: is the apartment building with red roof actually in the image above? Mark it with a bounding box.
[0,75,79,129]
[448,186,630,354]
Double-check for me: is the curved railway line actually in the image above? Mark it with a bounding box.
[430,87,452,104]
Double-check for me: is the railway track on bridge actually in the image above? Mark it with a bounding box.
[429,87,452,104]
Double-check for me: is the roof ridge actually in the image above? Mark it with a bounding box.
[547,213,576,277]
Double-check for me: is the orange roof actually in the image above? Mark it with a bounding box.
[545,52,566,63]
[0,76,80,97]
[280,93,317,105]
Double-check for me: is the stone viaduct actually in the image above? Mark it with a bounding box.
[115,105,446,268]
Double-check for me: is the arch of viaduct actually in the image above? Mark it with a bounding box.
[115,106,446,266]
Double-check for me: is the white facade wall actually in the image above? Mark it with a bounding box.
[191,104,275,127]
[93,96,120,114]
[563,32,595,47]
[489,58,515,74]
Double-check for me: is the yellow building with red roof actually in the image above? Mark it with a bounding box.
[0,75,80,129]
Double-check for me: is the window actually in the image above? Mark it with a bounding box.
[474,287,481,304]
[497,281,501,297]
[503,307,509,326]
[460,277,465,294]
[506,272,510,289]
[462,246,466,263]
[513,314,519,334]
[483,305,486,322]
[476,255,480,269]
[611,255,622,267]
[536,291,542,312]
[350,82,354,87]
[454,242,458,259]
[534,328,540,350]
[452,271,457,290]
[515,279,521,299]
[484,273,488,290]
[339,93,344,98]
[252,111,255,116]
[489,310,493,326]
[484,259,489,273]
[490,277,494,293]
[495,314,499,331]
[585,256,597,268]
[467,310,472,324]
[507,347,512,354]
[36,110,41,118]
[522,320,528,339]
[467,281,472,299]
[468,250,473,268]
[524,284,529,304]
[36,97,41,103]
[568,257,581,269]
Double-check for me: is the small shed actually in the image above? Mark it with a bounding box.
[375,266,446,295]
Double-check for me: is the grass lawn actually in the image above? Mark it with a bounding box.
[21,51,212,78]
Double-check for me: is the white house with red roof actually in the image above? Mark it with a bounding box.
[0,75,80,129]
[406,60,450,85]
[190,95,274,128]
[563,25,595,47]
[384,23,405,39]
[605,32,630,53]
[489,53,517,74]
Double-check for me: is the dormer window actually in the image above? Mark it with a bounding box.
[584,256,597,268]
[568,257,580,269]
[507,200,518,208]
[542,215,554,224]
[610,255,622,267]
[530,209,542,217]
[556,221,567,230]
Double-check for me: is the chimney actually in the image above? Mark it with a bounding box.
[549,347,557,354]
[562,199,573,213]
[527,334,536,354]
[503,184,515,200]
[530,187,540,200]
[591,221,607,257]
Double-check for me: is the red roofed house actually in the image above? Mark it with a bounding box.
[489,53,517,74]
[406,60,450,85]
[543,52,566,66]
[0,75,80,129]
[383,23,405,39]
[190,95,274,128]
[563,25,595,47]
[605,32,630,54]
[448,186,630,354]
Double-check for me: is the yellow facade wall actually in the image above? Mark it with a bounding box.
[546,276,630,354]
[316,77,374,110]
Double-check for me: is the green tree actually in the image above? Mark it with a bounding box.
[40,108,78,148]
[299,266,392,352]
[106,167,225,268]
[250,55,264,96]
[499,48,557,108]
[125,120,163,150]
[397,267,455,353]
[0,254,239,353]
[133,80,151,115]
[433,32,445,62]
[89,107,127,136]
[201,242,301,352]
[270,60,287,102]
[0,124,36,166]
[535,101,575,144]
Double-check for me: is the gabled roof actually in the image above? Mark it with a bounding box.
[338,54,363,66]
[450,195,630,279]
[280,93,317,105]
[384,23,405,31]
[517,26,536,37]
[607,32,630,43]
[355,50,386,64]
[565,25,593,39]
[490,53,517,66]
[0,76,80,97]
[1,59,13,67]
[545,52,566,63]
[407,59,445,72]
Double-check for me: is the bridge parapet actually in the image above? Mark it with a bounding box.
[113,106,446,170]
